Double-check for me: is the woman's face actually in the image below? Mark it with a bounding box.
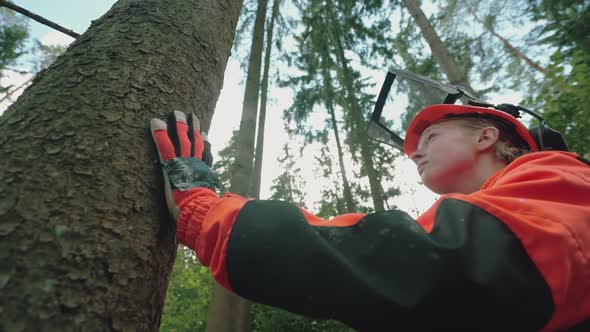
[410,120,481,194]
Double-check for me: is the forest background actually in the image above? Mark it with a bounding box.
[1,0,588,330]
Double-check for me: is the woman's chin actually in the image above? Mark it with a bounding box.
[422,175,455,194]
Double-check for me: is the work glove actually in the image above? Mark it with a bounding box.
[150,111,219,224]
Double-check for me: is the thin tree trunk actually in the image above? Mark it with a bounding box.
[208,0,269,331]
[229,0,268,195]
[250,0,280,199]
[466,7,549,76]
[403,0,476,94]
[320,57,355,212]
[326,0,385,211]
[0,0,242,330]
[333,39,385,211]
[326,105,355,212]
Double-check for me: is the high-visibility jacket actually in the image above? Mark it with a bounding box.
[177,151,590,331]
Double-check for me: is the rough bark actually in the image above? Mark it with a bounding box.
[0,0,242,331]
[250,0,280,199]
[208,0,269,330]
[403,0,476,94]
[327,1,385,212]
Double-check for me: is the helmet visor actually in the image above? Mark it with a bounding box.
[368,68,478,152]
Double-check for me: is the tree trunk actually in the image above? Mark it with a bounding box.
[0,0,242,331]
[229,0,268,196]
[209,0,269,330]
[326,0,385,212]
[250,0,280,199]
[333,40,385,212]
[320,56,355,212]
[403,0,476,94]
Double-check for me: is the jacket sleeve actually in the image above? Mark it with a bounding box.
[190,191,553,332]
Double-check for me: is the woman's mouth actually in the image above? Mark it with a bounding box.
[417,162,428,174]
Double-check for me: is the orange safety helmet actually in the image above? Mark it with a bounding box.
[368,67,568,157]
[403,104,539,157]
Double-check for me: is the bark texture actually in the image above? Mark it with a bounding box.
[403,0,476,94]
[0,0,242,331]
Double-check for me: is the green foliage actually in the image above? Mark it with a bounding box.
[313,145,347,218]
[252,304,354,332]
[0,7,66,102]
[0,7,29,93]
[213,130,240,193]
[281,0,400,213]
[437,0,534,92]
[433,0,589,155]
[160,247,212,332]
[32,40,67,72]
[269,143,306,205]
[527,0,590,58]
[524,0,590,155]
[526,50,590,156]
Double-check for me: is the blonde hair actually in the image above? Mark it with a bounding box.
[438,116,531,164]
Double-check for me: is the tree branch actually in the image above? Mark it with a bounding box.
[0,0,80,39]
[0,75,34,104]
[4,67,31,75]
[466,6,548,77]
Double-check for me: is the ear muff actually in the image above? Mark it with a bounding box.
[494,103,569,152]
[528,125,569,151]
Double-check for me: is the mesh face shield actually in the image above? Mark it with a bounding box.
[367,67,568,154]
[367,68,484,152]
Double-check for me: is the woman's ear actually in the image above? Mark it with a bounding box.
[476,127,500,151]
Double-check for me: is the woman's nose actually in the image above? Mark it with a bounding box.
[410,149,424,164]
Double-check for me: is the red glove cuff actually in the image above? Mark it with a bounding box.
[174,189,249,291]
[196,193,248,290]
[174,188,219,249]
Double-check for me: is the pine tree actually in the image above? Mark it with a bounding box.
[326,0,387,211]
[269,144,306,205]
[214,130,240,193]
[283,0,398,212]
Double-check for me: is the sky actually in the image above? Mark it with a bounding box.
[2,0,439,216]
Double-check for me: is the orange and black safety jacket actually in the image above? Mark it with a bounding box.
[177,151,590,331]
